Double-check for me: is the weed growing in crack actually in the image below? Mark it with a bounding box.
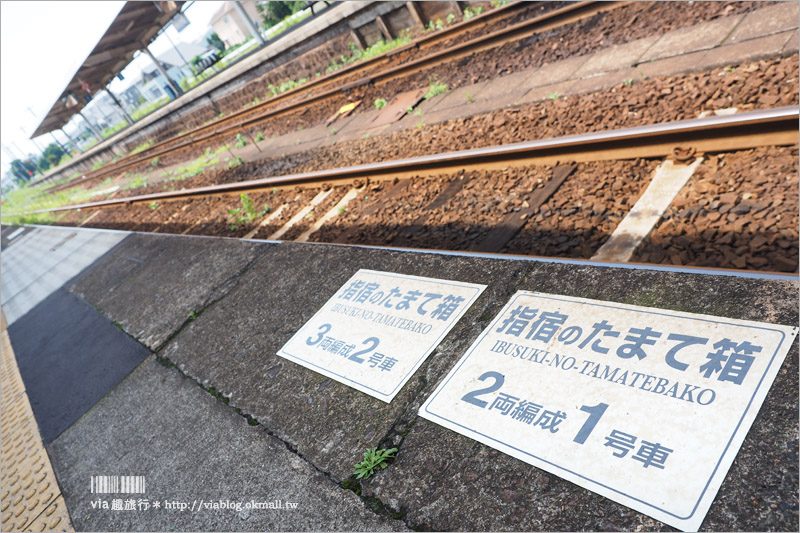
[424,79,448,100]
[353,447,397,480]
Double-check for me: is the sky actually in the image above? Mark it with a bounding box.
[0,0,224,179]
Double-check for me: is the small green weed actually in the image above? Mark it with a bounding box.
[424,80,448,100]
[446,13,456,25]
[353,447,397,480]
[255,131,265,142]
[240,193,257,220]
[125,174,148,191]
[427,18,444,31]
[624,78,633,87]
[267,77,310,98]
[148,201,159,210]
[150,156,160,167]
[235,133,247,148]
[548,91,560,101]
[466,90,473,103]
[130,141,153,155]
[228,155,243,168]
[374,98,387,110]
[326,32,412,74]
[463,6,484,20]
[227,197,254,230]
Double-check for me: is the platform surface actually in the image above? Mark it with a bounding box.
[1,224,797,531]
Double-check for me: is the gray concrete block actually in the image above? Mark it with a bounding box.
[48,357,409,532]
[70,233,270,350]
[574,35,660,78]
[365,263,799,531]
[523,55,591,87]
[158,242,528,481]
[426,79,492,112]
[727,2,800,44]
[697,31,795,71]
[639,15,745,63]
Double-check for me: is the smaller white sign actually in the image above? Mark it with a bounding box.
[278,269,486,402]
[420,291,798,531]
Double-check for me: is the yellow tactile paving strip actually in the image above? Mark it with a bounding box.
[1,310,74,532]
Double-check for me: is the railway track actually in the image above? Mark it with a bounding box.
[51,0,620,192]
[11,107,798,274]
[27,107,799,212]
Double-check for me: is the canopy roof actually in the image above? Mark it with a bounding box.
[32,1,185,137]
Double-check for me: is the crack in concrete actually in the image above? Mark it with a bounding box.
[150,245,272,353]
[153,352,416,530]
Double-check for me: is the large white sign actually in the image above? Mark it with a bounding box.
[420,291,798,531]
[278,269,486,402]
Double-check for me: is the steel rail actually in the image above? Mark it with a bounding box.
[57,1,617,189]
[15,106,798,215]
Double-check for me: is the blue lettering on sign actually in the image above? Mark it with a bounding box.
[491,303,763,385]
[459,369,676,467]
[305,323,396,371]
[337,279,467,321]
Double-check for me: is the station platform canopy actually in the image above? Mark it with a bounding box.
[32,0,185,138]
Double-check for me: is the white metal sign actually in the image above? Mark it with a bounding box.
[420,291,798,531]
[278,269,486,402]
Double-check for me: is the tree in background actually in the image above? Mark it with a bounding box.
[10,159,37,182]
[41,142,65,167]
[257,1,306,30]
[206,31,226,53]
